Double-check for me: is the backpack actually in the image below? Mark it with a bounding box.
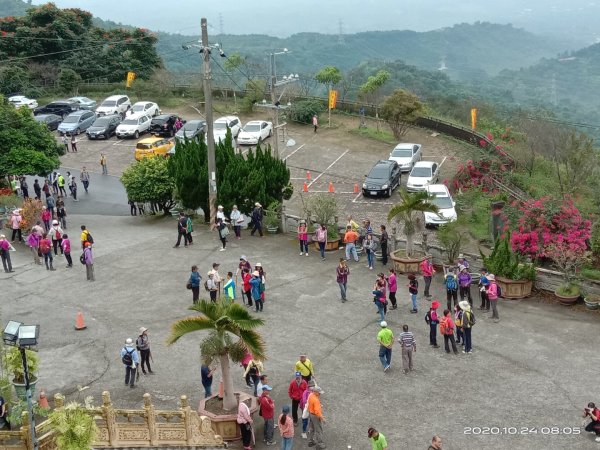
[122,348,134,365]
[439,318,448,335]
[496,284,502,298]
[39,240,51,255]
[79,253,86,265]
[204,280,210,291]
[445,274,457,290]
[85,231,94,244]
[55,230,62,240]
[425,311,431,325]
[465,310,476,327]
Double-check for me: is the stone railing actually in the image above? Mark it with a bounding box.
[0,392,226,450]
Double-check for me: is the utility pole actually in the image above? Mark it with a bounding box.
[201,18,217,226]
[269,52,280,158]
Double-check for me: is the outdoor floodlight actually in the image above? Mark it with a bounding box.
[3,320,22,345]
[18,325,39,347]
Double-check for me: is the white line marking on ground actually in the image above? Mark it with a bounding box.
[308,149,349,187]
[112,140,130,146]
[352,192,362,203]
[283,143,306,161]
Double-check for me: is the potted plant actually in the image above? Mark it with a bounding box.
[306,194,340,251]
[584,293,600,310]
[168,299,265,440]
[49,395,97,450]
[263,202,281,234]
[481,237,536,299]
[545,240,591,306]
[438,218,468,266]
[7,398,49,428]
[4,347,39,400]
[387,190,438,273]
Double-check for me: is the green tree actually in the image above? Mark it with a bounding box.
[57,68,81,95]
[0,65,30,95]
[241,79,267,113]
[380,89,425,139]
[0,100,61,176]
[168,299,266,411]
[359,70,391,129]
[315,66,342,126]
[121,157,175,215]
[387,190,438,256]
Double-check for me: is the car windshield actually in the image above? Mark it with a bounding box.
[136,143,153,150]
[244,124,261,132]
[153,117,168,124]
[132,104,147,111]
[432,195,453,209]
[214,122,227,130]
[93,118,110,126]
[391,148,413,157]
[101,100,117,107]
[9,98,22,103]
[182,122,200,131]
[62,116,79,123]
[122,119,138,125]
[368,167,389,179]
[411,167,432,177]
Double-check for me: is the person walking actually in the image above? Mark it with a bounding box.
[173,212,189,248]
[57,173,66,197]
[237,398,254,450]
[61,233,73,268]
[295,354,314,383]
[258,385,276,446]
[459,300,474,354]
[10,209,22,242]
[368,427,388,450]
[41,206,52,231]
[128,200,137,216]
[380,225,389,266]
[217,218,228,251]
[398,324,416,374]
[425,300,440,348]
[454,304,463,346]
[39,233,55,271]
[377,321,393,371]
[61,134,70,153]
[100,153,108,175]
[278,405,294,450]
[83,242,94,281]
[136,327,153,375]
[458,265,472,305]
[408,273,419,313]
[364,233,377,270]
[56,203,67,229]
[343,225,359,262]
[186,214,194,245]
[478,268,490,311]
[42,179,50,198]
[201,363,215,398]
[288,372,307,426]
[250,202,264,237]
[48,220,63,256]
[486,274,500,322]
[373,278,387,322]
[444,267,458,311]
[299,380,315,439]
[120,338,139,388]
[0,235,14,273]
[80,167,90,193]
[33,179,41,199]
[336,258,350,302]
[307,386,326,449]
[46,194,56,218]
[20,177,29,199]
[188,265,202,304]
[231,205,243,239]
[440,309,459,355]
[297,220,309,256]
[312,114,318,133]
[420,255,435,299]
[386,268,397,309]
[315,224,327,261]
[70,134,78,153]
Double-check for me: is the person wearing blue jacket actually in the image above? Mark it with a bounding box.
[120,338,140,388]
[250,271,263,312]
[189,265,202,304]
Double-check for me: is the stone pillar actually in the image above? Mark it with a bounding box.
[102,391,117,446]
[391,226,397,252]
[281,205,287,234]
[144,393,157,446]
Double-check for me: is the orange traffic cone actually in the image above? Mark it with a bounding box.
[39,389,49,409]
[303,182,308,192]
[306,171,311,180]
[354,183,359,194]
[75,311,87,330]
[328,182,334,193]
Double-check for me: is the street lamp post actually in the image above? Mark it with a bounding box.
[3,321,39,450]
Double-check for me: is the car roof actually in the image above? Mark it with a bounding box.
[49,100,74,105]
[138,136,167,144]
[69,96,89,101]
[67,110,91,116]
[94,113,120,119]
[125,113,149,120]
[215,115,239,122]
[35,114,58,119]
[373,160,396,167]
[104,95,129,100]
[426,184,450,195]
[133,101,154,106]
[393,143,419,149]
[185,119,206,124]
[245,120,265,126]
[413,161,435,168]
[154,114,175,120]
[9,95,27,100]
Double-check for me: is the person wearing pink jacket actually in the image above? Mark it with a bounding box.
[420,255,435,298]
[486,274,500,322]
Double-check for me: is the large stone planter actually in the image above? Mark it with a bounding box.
[495,276,533,299]
[199,392,258,441]
[390,250,426,274]
[13,378,38,400]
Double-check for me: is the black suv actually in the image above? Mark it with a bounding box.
[150,114,184,137]
[34,100,79,118]
[86,114,122,140]
[362,160,401,198]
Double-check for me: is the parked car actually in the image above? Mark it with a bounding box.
[57,110,96,135]
[128,101,160,117]
[8,95,38,109]
[34,114,62,131]
[237,120,273,145]
[86,114,121,140]
[115,113,152,139]
[388,143,422,172]
[214,115,242,142]
[175,119,206,141]
[68,96,97,110]
[406,161,440,192]
[34,100,79,118]
[362,160,402,198]
[96,94,131,116]
[150,114,184,137]
[424,184,457,227]
[134,136,175,161]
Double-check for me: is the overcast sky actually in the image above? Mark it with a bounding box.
[34,0,600,41]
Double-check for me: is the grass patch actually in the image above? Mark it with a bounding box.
[454,188,491,243]
[582,267,600,281]
[349,126,396,144]
[556,283,580,297]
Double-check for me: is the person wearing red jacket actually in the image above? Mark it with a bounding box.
[241,268,253,307]
[258,385,276,446]
[420,255,435,298]
[288,372,308,425]
[441,309,458,355]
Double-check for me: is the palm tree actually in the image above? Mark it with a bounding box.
[387,189,439,256]
[168,299,266,411]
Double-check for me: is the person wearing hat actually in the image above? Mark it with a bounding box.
[458,265,472,306]
[444,267,458,311]
[250,202,264,237]
[420,255,435,299]
[0,235,13,273]
[83,241,94,281]
[298,219,309,256]
[377,321,394,371]
[425,300,440,348]
[242,358,264,396]
[457,254,469,269]
[48,220,64,256]
[459,300,474,353]
[307,386,326,449]
[216,218,228,251]
[216,204,226,225]
[486,274,500,322]
[368,427,388,450]
[9,209,22,243]
[408,273,419,313]
[136,327,153,375]
[478,268,490,311]
[299,379,316,439]
[258,385,276,446]
[250,270,263,311]
[230,205,243,239]
[288,371,308,425]
[295,354,315,383]
[278,404,294,449]
[120,338,139,388]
